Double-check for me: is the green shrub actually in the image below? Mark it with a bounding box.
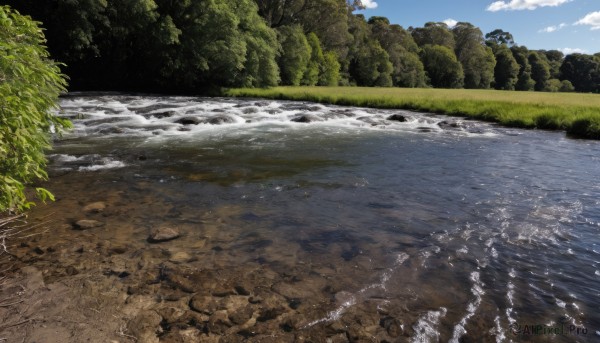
[0,6,70,212]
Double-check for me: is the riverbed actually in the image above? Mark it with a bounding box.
[3,94,600,342]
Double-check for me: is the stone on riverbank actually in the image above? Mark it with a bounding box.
[148,227,180,243]
[83,201,106,213]
[74,219,105,230]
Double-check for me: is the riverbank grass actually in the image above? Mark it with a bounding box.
[226,87,600,139]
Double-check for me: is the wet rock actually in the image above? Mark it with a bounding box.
[128,310,163,343]
[254,101,271,107]
[163,272,196,293]
[291,114,323,123]
[229,305,254,325]
[272,282,315,299]
[98,127,125,134]
[109,244,128,255]
[242,107,259,114]
[74,219,104,230]
[83,201,106,213]
[157,307,187,324]
[208,310,232,334]
[149,111,177,119]
[417,127,435,133]
[328,333,350,343]
[356,116,385,126]
[189,295,220,315]
[387,114,407,122]
[438,120,461,129]
[175,117,202,125]
[234,285,251,296]
[380,316,403,338]
[130,104,179,114]
[257,306,287,322]
[204,115,237,125]
[148,227,180,243]
[170,251,193,264]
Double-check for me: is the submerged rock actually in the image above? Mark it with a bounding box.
[148,227,180,243]
[147,111,177,119]
[175,117,202,125]
[387,114,407,122]
[74,219,105,230]
[83,201,106,213]
[204,115,237,125]
[438,120,461,129]
[291,114,323,123]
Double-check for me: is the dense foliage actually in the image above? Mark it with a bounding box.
[0,6,70,212]
[4,0,600,93]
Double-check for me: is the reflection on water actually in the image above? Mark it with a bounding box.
[21,95,600,341]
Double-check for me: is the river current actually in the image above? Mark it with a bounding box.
[26,94,600,341]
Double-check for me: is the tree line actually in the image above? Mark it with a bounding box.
[5,0,600,93]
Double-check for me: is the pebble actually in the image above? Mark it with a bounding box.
[74,219,104,230]
[83,202,106,213]
[148,227,180,243]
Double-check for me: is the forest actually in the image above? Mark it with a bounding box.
[4,0,600,94]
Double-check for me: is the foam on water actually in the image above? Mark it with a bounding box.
[449,271,485,343]
[410,307,447,343]
[57,96,499,146]
[304,252,411,328]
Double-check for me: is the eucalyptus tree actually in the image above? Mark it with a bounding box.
[493,45,519,90]
[560,54,600,93]
[420,45,464,88]
[277,25,311,85]
[528,51,551,91]
[485,29,515,47]
[511,46,535,91]
[410,22,455,50]
[369,17,426,87]
[452,22,496,89]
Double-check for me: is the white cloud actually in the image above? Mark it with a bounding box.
[539,23,567,33]
[559,47,587,54]
[443,18,458,28]
[575,11,600,30]
[487,0,571,12]
[361,0,378,9]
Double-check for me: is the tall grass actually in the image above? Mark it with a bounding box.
[226,87,600,139]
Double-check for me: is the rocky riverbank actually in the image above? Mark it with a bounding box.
[0,201,410,343]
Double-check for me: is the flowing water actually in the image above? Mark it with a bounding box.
[23,94,600,341]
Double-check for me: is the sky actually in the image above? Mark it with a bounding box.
[358,0,600,54]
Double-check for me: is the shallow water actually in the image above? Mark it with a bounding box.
[25,94,600,341]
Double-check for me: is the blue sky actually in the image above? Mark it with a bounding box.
[358,0,600,54]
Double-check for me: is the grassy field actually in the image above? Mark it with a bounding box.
[226,87,600,139]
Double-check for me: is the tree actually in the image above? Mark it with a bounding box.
[493,45,519,90]
[0,6,71,212]
[420,45,464,88]
[302,32,324,85]
[560,54,600,93]
[539,49,564,79]
[254,0,352,56]
[350,41,393,87]
[277,25,311,85]
[511,46,535,91]
[369,18,425,87]
[319,51,341,86]
[528,51,551,91]
[452,22,496,89]
[485,29,514,47]
[411,22,455,49]
[559,80,575,92]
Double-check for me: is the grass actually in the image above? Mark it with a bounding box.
[225,87,600,139]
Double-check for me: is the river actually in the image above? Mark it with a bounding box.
[20,94,600,342]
